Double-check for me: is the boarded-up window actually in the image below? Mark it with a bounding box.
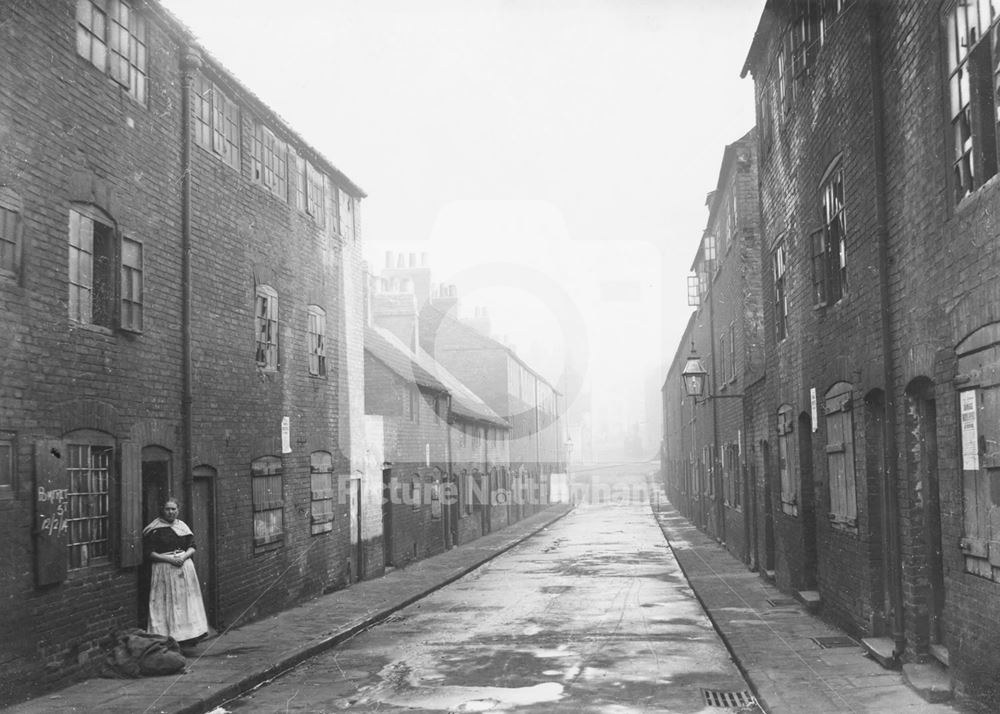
[251,456,284,547]
[777,405,797,515]
[825,383,857,525]
[310,451,334,535]
[957,324,1000,580]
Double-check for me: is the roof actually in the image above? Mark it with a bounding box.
[365,326,447,394]
[690,129,756,272]
[420,303,561,395]
[741,1,779,79]
[145,1,366,198]
[366,325,508,428]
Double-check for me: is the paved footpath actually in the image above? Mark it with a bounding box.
[651,499,980,714]
[1,505,573,714]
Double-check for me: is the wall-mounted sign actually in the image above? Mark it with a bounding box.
[961,391,979,471]
[810,388,818,431]
[281,416,291,454]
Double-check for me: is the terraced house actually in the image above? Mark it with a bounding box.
[737,0,1000,707]
[0,0,366,702]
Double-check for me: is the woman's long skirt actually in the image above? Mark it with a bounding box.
[148,559,209,642]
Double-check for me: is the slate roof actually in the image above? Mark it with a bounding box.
[365,325,508,428]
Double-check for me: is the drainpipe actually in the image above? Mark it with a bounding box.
[180,47,202,522]
[444,396,453,549]
[707,259,725,545]
[867,3,905,659]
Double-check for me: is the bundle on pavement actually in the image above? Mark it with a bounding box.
[101,628,188,678]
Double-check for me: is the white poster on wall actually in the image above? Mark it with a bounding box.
[281,416,291,454]
[810,387,818,431]
[961,391,979,471]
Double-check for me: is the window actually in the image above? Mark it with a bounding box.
[252,122,288,201]
[461,470,472,515]
[825,383,857,525]
[723,443,741,509]
[120,236,142,331]
[957,324,1000,580]
[309,451,334,535]
[191,73,240,170]
[339,190,356,242]
[777,406,798,515]
[0,190,23,279]
[307,306,326,377]
[408,387,419,423]
[719,332,727,385]
[945,0,1000,201]
[459,423,466,448]
[776,43,791,114]
[728,322,737,382]
[290,150,307,212]
[69,205,143,331]
[66,441,113,568]
[76,0,147,103]
[773,240,788,341]
[306,162,326,227]
[813,165,846,305]
[759,84,774,157]
[251,456,284,547]
[255,285,278,370]
[0,431,14,500]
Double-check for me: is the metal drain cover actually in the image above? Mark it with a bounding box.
[702,689,757,708]
[766,598,798,607]
[811,635,859,648]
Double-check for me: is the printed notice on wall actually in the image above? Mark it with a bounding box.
[810,388,818,431]
[961,391,979,471]
[281,416,291,454]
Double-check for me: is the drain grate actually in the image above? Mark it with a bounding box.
[811,635,859,648]
[702,689,757,708]
[766,598,798,607]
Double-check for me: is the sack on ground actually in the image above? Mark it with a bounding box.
[102,628,187,678]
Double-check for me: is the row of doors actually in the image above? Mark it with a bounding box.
[749,386,945,650]
[140,459,364,631]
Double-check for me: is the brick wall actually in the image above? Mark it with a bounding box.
[0,1,363,701]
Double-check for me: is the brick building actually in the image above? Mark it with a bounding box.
[661,131,765,568]
[721,0,1000,706]
[420,299,562,519]
[0,0,365,702]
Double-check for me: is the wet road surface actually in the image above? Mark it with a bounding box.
[220,479,753,712]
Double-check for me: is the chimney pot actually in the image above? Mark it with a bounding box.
[385,251,392,268]
[397,254,405,268]
[421,252,428,267]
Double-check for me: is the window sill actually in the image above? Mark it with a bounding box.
[69,321,115,336]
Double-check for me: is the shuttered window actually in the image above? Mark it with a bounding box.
[310,451,334,535]
[251,456,284,547]
[777,406,798,516]
[957,324,1000,580]
[825,383,857,525]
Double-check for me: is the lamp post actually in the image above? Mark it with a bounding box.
[680,347,744,542]
[565,435,574,504]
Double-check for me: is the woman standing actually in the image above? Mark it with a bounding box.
[143,498,208,652]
